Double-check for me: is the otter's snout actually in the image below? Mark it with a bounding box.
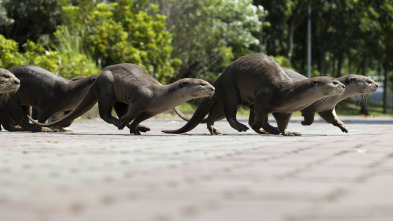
[14,78,20,85]
[333,80,345,89]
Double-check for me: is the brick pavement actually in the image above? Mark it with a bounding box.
[0,116,393,221]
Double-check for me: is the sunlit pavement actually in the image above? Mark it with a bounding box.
[1,116,393,221]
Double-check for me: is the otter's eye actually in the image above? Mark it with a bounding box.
[333,81,338,85]
[366,80,372,84]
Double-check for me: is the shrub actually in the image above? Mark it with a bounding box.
[0,34,24,68]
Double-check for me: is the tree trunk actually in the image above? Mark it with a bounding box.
[347,52,353,73]
[287,24,295,59]
[383,62,388,114]
[360,55,369,116]
[318,49,326,75]
[337,54,344,77]
[332,58,336,77]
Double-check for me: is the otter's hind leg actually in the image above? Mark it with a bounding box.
[5,100,41,132]
[221,92,248,133]
[97,95,120,128]
[318,109,348,133]
[272,112,300,136]
[207,102,225,135]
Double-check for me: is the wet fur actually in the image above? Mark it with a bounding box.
[29,63,215,135]
[163,53,346,136]
[174,68,378,134]
[284,68,378,132]
[0,65,97,132]
[0,68,20,94]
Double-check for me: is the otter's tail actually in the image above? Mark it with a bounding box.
[163,98,216,134]
[28,89,97,127]
[173,107,209,123]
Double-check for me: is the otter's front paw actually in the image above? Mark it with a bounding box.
[301,120,312,126]
[339,125,348,133]
[129,127,141,135]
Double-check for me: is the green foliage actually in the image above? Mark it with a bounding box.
[59,0,179,83]
[0,0,61,47]
[270,55,293,69]
[153,0,265,80]
[0,33,98,79]
[0,0,13,26]
[23,39,99,79]
[0,34,23,68]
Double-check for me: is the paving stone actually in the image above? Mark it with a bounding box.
[0,116,393,221]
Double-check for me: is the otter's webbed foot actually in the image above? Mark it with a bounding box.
[137,125,150,133]
[253,128,272,134]
[208,125,221,135]
[301,116,314,126]
[301,111,315,126]
[228,119,249,132]
[332,121,348,133]
[40,127,59,132]
[129,126,141,135]
[282,130,302,136]
[261,124,280,135]
[27,124,42,133]
[117,120,128,130]
[339,125,348,133]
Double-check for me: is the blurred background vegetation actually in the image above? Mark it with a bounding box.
[0,0,392,115]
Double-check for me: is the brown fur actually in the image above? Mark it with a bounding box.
[29,63,215,135]
[163,53,346,136]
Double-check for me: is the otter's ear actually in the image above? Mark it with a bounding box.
[345,77,355,84]
[90,77,96,83]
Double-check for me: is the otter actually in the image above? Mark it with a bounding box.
[162,53,346,136]
[173,67,378,134]
[0,65,97,132]
[0,68,20,94]
[29,63,215,135]
[282,67,378,133]
[0,68,20,132]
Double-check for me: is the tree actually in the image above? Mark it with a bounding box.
[377,0,393,113]
[152,0,265,81]
[58,0,179,83]
[0,0,62,49]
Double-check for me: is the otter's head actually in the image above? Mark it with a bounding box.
[177,78,215,98]
[309,76,346,97]
[338,74,378,96]
[0,68,20,94]
[70,74,98,83]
